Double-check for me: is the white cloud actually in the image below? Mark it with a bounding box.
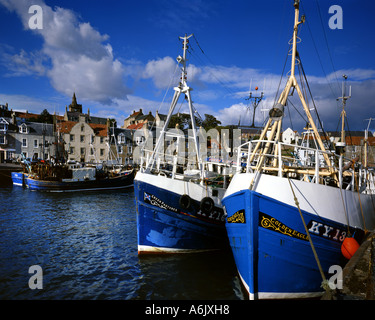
[1,49,46,77]
[0,92,62,114]
[0,0,130,104]
[216,103,248,126]
[1,0,375,132]
[142,56,178,89]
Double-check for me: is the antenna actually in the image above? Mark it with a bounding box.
[246,85,264,127]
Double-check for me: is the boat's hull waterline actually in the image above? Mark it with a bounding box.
[135,171,229,254]
[12,170,134,192]
[11,172,27,187]
[222,172,373,299]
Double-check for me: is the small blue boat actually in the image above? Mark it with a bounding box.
[11,171,28,187]
[26,169,134,192]
[12,159,134,192]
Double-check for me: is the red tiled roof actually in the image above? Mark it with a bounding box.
[15,111,64,121]
[89,123,107,137]
[125,110,143,120]
[56,121,76,134]
[127,123,144,130]
[346,136,375,146]
[56,121,108,137]
[15,111,40,119]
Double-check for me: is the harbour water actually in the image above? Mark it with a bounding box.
[0,186,245,300]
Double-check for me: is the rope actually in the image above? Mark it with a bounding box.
[287,177,330,291]
[338,182,351,236]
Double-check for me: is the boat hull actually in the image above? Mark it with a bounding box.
[134,171,229,254]
[25,171,134,192]
[222,173,372,299]
[11,172,28,187]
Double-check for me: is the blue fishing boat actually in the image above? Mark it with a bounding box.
[14,159,134,192]
[10,171,30,187]
[11,171,25,187]
[222,0,375,299]
[134,34,233,254]
[25,167,134,192]
[11,156,31,187]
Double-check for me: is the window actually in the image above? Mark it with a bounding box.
[80,135,85,142]
[81,125,85,132]
[70,147,75,154]
[0,118,8,132]
[34,139,38,148]
[70,134,74,142]
[100,137,104,144]
[19,124,28,133]
[118,134,125,144]
[0,135,5,144]
[118,146,123,154]
[22,138,27,147]
[100,149,105,156]
[80,148,85,155]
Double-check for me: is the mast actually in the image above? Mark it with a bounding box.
[145,34,202,172]
[249,0,335,189]
[336,74,351,154]
[364,118,374,168]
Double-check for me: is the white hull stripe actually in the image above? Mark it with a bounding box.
[237,268,323,300]
[138,245,219,254]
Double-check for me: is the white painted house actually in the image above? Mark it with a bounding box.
[282,127,299,144]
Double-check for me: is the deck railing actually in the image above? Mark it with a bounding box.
[138,147,236,189]
[236,139,375,193]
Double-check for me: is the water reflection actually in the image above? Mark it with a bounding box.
[0,187,243,300]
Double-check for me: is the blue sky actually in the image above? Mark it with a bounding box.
[0,0,374,132]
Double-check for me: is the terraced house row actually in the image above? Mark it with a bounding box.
[0,94,134,165]
[1,94,375,166]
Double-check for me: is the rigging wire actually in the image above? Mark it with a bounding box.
[273,44,291,107]
[298,52,332,147]
[187,43,239,99]
[286,103,294,131]
[287,97,309,124]
[345,115,353,146]
[189,35,260,127]
[313,0,342,95]
[301,1,340,102]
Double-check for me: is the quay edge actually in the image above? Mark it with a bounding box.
[321,233,375,300]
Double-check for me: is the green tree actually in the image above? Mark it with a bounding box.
[29,109,54,124]
[202,114,221,131]
[168,113,202,132]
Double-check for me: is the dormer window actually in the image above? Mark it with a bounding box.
[118,133,125,144]
[0,118,9,132]
[19,123,28,134]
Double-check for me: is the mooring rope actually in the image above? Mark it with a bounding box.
[338,182,351,236]
[287,177,330,291]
